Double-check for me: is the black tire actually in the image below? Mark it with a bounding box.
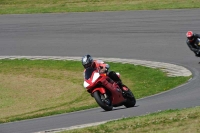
[123,89,136,108]
[93,91,113,111]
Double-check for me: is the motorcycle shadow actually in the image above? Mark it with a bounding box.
[101,105,139,112]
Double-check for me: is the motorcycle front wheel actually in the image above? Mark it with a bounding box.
[93,91,113,111]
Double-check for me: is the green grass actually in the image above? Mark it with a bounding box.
[61,106,200,133]
[0,0,199,14]
[0,59,190,123]
[0,0,199,131]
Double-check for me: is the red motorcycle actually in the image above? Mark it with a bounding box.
[83,67,136,111]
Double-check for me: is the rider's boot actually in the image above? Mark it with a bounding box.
[116,81,123,89]
[116,81,127,93]
[117,81,134,99]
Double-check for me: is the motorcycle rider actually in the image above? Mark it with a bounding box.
[186,31,200,57]
[81,54,124,91]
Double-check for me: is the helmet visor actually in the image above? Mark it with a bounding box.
[188,36,194,41]
[84,62,92,69]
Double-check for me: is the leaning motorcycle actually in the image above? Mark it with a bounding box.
[83,67,136,111]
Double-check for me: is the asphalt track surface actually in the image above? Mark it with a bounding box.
[0,9,200,133]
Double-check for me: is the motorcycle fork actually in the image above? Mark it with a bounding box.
[103,93,108,99]
[102,93,111,105]
[100,93,108,100]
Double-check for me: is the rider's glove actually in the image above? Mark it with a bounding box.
[105,64,110,70]
[99,67,106,74]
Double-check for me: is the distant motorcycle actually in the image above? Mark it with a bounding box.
[83,67,136,111]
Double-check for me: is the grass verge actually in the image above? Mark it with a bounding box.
[0,59,190,123]
[61,106,200,133]
[0,0,200,14]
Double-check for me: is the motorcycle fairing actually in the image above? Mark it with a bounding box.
[83,67,127,106]
[84,68,101,88]
[92,87,106,94]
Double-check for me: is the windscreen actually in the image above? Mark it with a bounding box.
[85,67,96,80]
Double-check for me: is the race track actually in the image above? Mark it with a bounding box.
[0,9,200,133]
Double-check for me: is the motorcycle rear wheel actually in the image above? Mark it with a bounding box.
[123,89,136,108]
[93,91,113,111]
